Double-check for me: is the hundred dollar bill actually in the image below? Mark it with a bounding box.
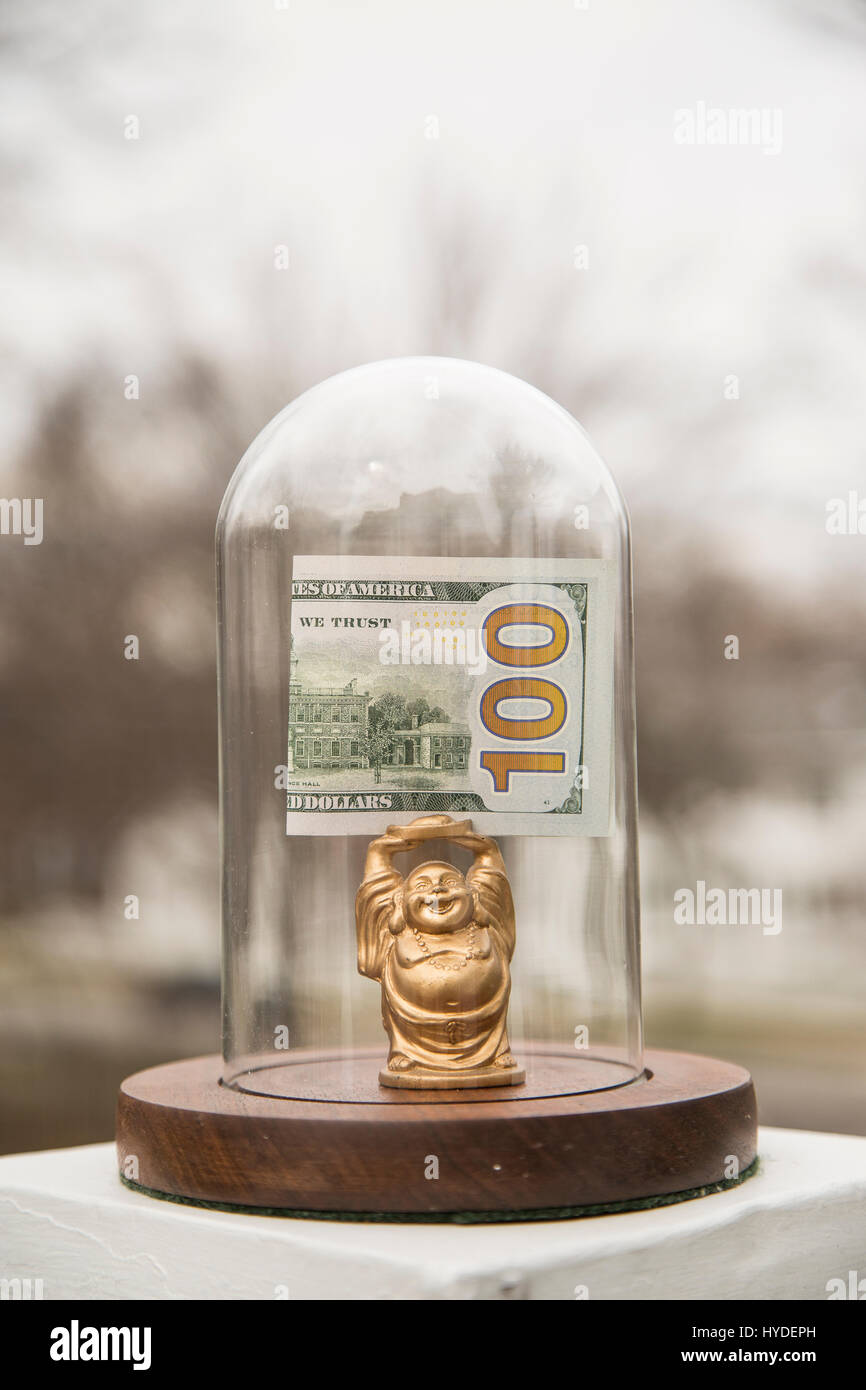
[286,556,615,837]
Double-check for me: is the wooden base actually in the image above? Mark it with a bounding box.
[116,1048,757,1218]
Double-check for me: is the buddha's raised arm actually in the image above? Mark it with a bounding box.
[356,830,423,980]
[453,829,515,959]
[363,829,421,880]
[451,829,506,876]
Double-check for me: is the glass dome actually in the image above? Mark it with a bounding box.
[216,357,642,1104]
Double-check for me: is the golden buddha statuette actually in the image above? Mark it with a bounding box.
[355,814,525,1089]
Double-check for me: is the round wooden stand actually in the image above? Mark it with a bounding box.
[116,1048,757,1219]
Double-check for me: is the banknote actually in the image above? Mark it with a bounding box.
[285,556,615,836]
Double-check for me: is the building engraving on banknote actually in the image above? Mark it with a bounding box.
[285,557,615,837]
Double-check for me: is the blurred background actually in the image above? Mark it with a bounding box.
[1,0,864,1152]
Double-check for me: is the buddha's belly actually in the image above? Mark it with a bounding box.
[389,948,505,1015]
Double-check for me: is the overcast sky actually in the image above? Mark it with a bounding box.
[3,0,865,587]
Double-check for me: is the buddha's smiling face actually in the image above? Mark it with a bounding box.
[404,863,474,935]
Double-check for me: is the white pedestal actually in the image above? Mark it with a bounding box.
[1,1127,864,1300]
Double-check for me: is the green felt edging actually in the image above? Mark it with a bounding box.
[119,1154,760,1225]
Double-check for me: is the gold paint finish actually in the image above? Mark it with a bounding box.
[356,815,525,1090]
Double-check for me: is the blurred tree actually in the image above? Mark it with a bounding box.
[0,362,253,912]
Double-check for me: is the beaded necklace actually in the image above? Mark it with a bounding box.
[410,921,481,972]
